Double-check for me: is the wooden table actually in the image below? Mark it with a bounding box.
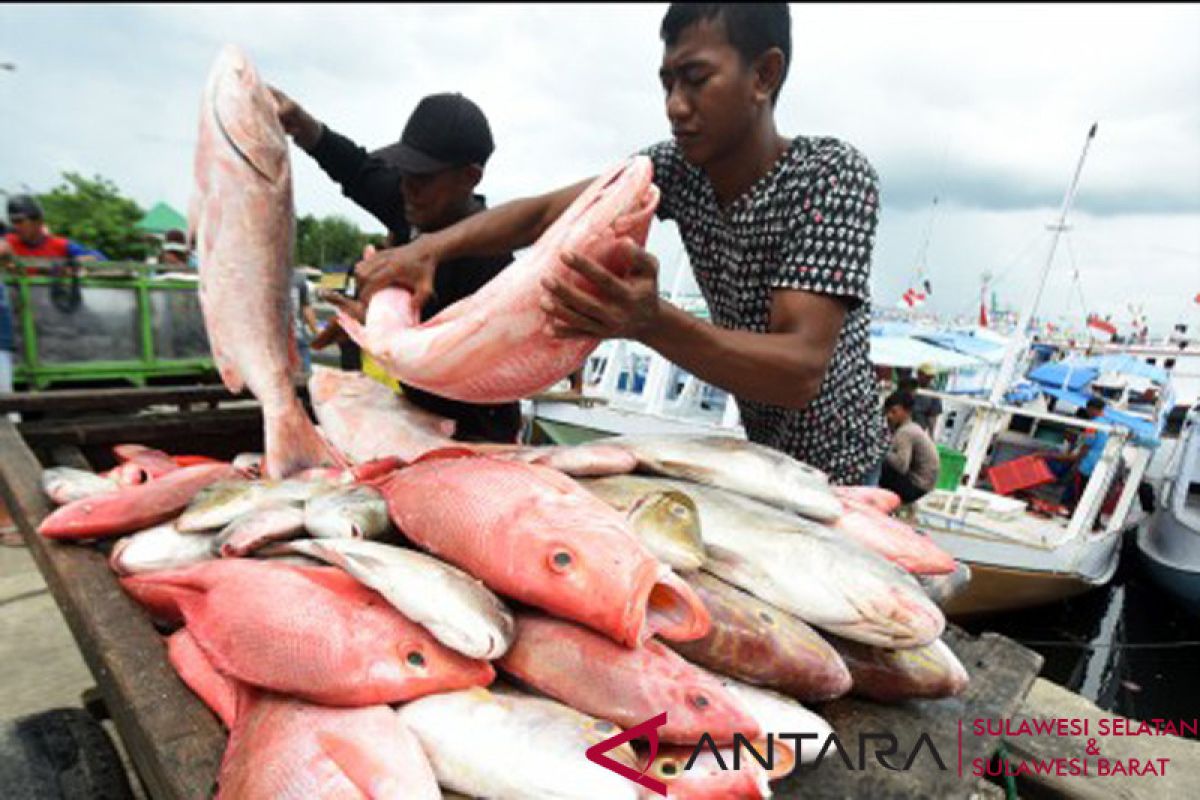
[0,389,1047,799]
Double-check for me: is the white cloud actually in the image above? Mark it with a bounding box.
[1,2,1197,332]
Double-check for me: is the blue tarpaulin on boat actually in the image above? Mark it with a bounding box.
[1028,361,1099,391]
[913,331,1007,362]
[1036,384,1161,447]
[1029,354,1169,391]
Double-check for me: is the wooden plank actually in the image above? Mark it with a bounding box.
[0,421,225,800]
[18,408,264,450]
[0,383,312,415]
[0,385,238,414]
[771,625,1044,798]
[1004,677,1200,800]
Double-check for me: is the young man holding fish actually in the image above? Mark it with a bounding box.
[354,3,887,484]
[269,88,523,443]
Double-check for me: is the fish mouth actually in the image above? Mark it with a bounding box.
[633,566,711,645]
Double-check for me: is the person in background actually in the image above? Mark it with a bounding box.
[159,229,193,269]
[269,88,521,443]
[900,362,943,435]
[1044,396,1109,510]
[0,195,107,269]
[290,267,319,377]
[880,391,941,504]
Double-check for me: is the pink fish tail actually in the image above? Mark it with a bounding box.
[264,401,338,479]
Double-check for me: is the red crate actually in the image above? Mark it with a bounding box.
[986,455,1056,496]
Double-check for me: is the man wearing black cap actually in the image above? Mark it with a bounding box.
[268,88,521,443]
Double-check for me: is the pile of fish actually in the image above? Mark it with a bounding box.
[38,408,972,798]
[32,44,972,799]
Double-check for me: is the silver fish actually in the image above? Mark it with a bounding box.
[304,485,390,540]
[109,523,217,575]
[622,476,945,649]
[41,467,119,506]
[179,479,333,532]
[397,687,640,800]
[214,502,307,557]
[276,539,514,659]
[580,476,706,571]
[604,434,843,522]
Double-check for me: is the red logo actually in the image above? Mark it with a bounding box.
[585,712,668,796]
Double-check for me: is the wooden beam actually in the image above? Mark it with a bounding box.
[0,383,311,415]
[0,421,225,800]
[18,408,263,449]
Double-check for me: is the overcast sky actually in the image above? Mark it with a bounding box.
[2,3,1197,334]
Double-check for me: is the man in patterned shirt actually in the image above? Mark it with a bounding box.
[355,2,888,484]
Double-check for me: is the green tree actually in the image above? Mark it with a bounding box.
[294,213,385,267]
[37,173,148,261]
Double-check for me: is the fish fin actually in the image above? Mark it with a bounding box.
[166,629,242,729]
[412,447,480,464]
[262,401,338,479]
[118,573,204,625]
[316,730,406,799]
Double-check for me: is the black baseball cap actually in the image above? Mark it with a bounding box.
[374,93,495,175]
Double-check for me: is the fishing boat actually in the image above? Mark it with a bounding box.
[906,123,1168,617]
[1138,404,1200,613]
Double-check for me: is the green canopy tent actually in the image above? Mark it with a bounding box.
[135,202,187,237]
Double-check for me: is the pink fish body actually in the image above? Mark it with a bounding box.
[830,496,956,575]
[38,463,240,540]
[382,454,710,648]
[339,157,660,402]
[169,630,439,800]
[191,44,334,478]
[308,366,457,463]
[121,560,494,706]
[499,613,759,746]
[833,486,901,514]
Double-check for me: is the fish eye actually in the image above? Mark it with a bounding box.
[657,760,680,777]
[690,694,709,709]
[758,611,775,625]
[548,549,574,572]
[406,651,426,668]
[669,502,689,518]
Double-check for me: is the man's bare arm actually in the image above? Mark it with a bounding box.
[542,241,849,410]
[356,178,593,305]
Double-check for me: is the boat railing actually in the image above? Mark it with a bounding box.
[920,389,1150,537]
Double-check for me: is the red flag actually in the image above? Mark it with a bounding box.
[1087,314,1117,336]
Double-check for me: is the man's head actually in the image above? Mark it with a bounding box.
[161,228,189,266]
[658,3,791,166]
[884,391,915,431]
[1084,397,1106,419]
[374,93,494,233]
[917,363,937,387]
[7,195,45,245]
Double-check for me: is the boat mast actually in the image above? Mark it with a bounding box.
[954,123,1099,509]
[989,122,1099,404]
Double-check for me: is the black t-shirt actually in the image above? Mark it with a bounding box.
[307,126,521,442]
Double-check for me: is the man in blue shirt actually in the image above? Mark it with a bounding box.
[1045,397,1109,509]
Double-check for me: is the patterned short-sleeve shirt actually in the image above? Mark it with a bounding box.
[641,136,888,485]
